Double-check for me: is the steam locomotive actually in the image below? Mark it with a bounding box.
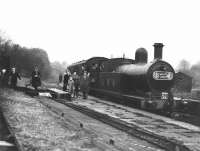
[68,43,175,111]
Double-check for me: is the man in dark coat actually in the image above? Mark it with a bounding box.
[80,71,90,99]
[10,67,21,89]
[72,72,80,98]
[59,73,63,84]
[1,69,8,87]
[31,66,41,90]
[63,71,70,91]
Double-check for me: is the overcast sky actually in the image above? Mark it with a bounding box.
[0,0,200,68]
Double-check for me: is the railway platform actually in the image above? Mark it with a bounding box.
[0,88,165,151]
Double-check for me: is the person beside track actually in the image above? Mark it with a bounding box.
[10,67,21,89]
[58,73,63,85]
[63,70,70,91]
[68,76,75,98]
[0,69,8,87]
[31,66,41,90]
[72,72,80,98]
[80,71,90,99]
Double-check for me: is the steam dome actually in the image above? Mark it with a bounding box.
[135,48,148,63]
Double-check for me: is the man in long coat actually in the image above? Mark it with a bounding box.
[31,66,41,90]
[63,71,70,91]
[1,69,8,87]
[10,67,21,89]
[72,72,80,98]
[80,72,90,99]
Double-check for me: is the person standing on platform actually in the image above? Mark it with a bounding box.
[68,76,74,97]
[10,67,21,89]
[80,71,90,99]
[57,73,63,87]
[72,72,80,98]
[1,69,9,87]
[63,70,70,91]
[31,66,41,90]
[58,73,63,84]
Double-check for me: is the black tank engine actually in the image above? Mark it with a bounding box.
[68,43,175,111]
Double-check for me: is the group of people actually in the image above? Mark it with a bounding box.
[60,70,90,99]
[0,66,41,90]
[0,65,90,99]
[0,67,21,88]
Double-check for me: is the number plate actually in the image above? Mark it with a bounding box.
[161,92,168,100]
[153,71,173,80]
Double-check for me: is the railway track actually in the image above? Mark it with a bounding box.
[50,97,199,151]
[36,96,165,151]
[18,86,200,151]
[43,83,200,126]
[0,84,198,151]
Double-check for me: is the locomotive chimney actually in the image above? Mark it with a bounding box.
[153,43,164,60]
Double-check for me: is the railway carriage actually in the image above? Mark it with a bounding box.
[68,57,108,74]
[67,60,86,75]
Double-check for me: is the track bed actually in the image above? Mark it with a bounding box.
[61,96,200,151]
[0,109,18,151]
[37,96,166,151]
[0,88,165,151]
[31,86,200,151]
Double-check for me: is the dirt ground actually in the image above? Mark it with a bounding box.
[0,111,18,151]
